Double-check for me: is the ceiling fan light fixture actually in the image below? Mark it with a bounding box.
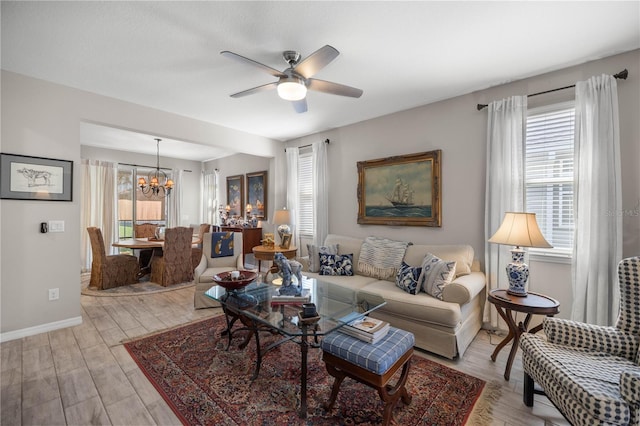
[277,77,307,101]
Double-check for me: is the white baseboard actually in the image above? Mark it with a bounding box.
[0,316,83,343]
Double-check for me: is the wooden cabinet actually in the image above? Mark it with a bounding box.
[221,227,262,264]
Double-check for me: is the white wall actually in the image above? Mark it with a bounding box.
[285,50,640,321]
[0,71,281,340]
[81,145,203,226]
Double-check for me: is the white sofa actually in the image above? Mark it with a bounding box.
[301,234,486,359]
[193,232,245,309]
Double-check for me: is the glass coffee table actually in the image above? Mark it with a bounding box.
[205,276,386,418]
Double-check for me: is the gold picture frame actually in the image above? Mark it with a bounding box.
[357,150,441,227]
[280,233,292,249]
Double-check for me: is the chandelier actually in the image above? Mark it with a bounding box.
[138,138,174,198]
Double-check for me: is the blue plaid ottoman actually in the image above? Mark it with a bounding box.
[321,327,414,426]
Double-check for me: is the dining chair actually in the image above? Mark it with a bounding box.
[191,223,211,269]
[134,222,159,269]
[134,223,157,238]
[151,226,194,286]
[87,227,139,290]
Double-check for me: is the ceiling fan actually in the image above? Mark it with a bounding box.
[220,45,363,113]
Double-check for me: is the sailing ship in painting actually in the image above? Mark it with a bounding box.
[386,178,414,207]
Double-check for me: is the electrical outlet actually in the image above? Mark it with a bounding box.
[48,288,59,301]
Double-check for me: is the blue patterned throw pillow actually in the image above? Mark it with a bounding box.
[418,253,456,300]
[319,253,354,276]
[307,243,339,273]
[395,262,422,295]
[211,232,234,258]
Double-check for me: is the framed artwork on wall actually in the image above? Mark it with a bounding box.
[357,150,441,227]
[0,153,73,201]
[246,170,268,220]
[226,174,244,217]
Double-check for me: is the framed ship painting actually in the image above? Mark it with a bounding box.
[246,170,267,220]
[357,150,441,227]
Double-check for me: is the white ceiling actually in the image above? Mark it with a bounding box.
[2,1,639,161]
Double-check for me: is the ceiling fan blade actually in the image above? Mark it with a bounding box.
[229,82,277,98]
[307,79,363,98]
[292,98,308,113]
[220,51,285,78]
[293,45,339,78]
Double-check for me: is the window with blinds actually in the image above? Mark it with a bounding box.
[297,149,314,238]
[525,102,575,257]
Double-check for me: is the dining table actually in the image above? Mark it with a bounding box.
[113,236,201,276]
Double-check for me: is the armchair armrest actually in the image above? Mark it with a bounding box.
[620,369,640,405]
[442,271,486,305]
[544,318,639,361]
[194,255,207,282]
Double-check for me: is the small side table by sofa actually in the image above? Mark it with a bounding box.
[252,245,297,272]
[487,289,560,380]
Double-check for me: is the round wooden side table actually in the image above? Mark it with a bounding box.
[251,245,298,272]
[487,289,560,380]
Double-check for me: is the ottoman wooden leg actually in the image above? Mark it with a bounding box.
[324,361,346,411]
[379,358,412,426]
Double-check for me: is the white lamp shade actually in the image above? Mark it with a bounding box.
[277,78,307,101]
[273,209,291,225]
[488,212,552,248]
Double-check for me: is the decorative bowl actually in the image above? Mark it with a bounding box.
[212,270,258,290]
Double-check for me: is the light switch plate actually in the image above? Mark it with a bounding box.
[48,220,65,232]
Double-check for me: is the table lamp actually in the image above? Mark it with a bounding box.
[488,212,552,296]
[273,208,292,247]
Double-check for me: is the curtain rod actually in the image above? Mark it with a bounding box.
[285,138,330,152]
[476,69,628,111]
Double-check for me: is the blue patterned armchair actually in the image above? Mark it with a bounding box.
[520,256,640,426]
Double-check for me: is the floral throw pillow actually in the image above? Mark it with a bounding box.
[319,253,354,276]
[418,253,456,300]
[307,243,339,273]
[395,262,422,295]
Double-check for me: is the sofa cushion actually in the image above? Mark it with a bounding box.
[418,254,456,300]
[319,253,354,276]
[395,262,421,295]
[358,280,462,328]
[404,244,473,277]
[325,234,366,273]
[307,243,339,272]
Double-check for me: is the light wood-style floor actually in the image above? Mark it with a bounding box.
[1,284,569,426]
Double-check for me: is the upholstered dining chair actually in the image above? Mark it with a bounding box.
[134,222,160,270]
[191,223,211,269]
[151,226,194,286]
[87,227,139,290]
[520,256,640,426]
[134,223,157,238]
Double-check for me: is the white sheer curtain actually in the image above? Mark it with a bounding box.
[167,168,182,227]
[203,170,218,226]
[484,96,527,328]
[572,74,622,325]
[285,147,299,240]
[312,141,329,246]
[80,159,117,271]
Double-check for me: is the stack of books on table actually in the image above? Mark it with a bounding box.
[339,313,390,344]
[270,288,311,306]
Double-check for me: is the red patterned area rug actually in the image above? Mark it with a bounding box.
[124,315,498,426]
